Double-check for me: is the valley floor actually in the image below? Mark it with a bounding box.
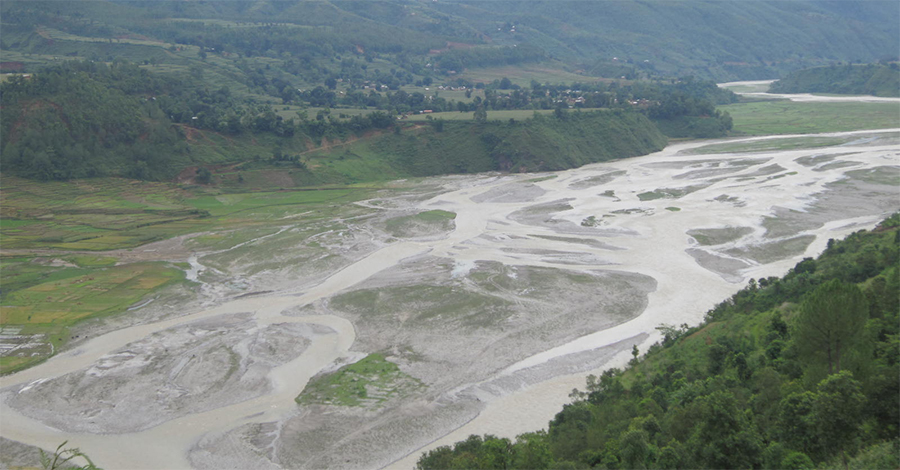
[1,95,898,469]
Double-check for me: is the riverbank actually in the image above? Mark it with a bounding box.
[2,123,897,468]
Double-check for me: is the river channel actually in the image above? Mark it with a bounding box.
[1,90,898,469]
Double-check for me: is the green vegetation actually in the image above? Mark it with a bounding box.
[12,0,874,185]
[384,210,457,238]
[0,176,374,251]
[413,210,456,222]
[6,0,761,185]
[64,256,118,268]
[1,262,181,327]
[770,63,900,97]
[0,176,211,251]
[40,441,100,470]
[417,214,900,470]
[637,185,707,201]
[687,227,754,246]
[2,57,723,184]
[407,111,665,174]
[296,353,424,407]
[689,135,855,155]
[0,261,183,374]
[0,174,384,375]
[720,100,900,136]
[4,0,895,85]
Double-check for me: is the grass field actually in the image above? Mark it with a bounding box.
[0,175,380,251]
[404,108,585,122]
[0,261,183,374]
[186,187,362,219]
[688,135,861,155]
[1,262,182,325]
[400,85,477,103]
[296,353,424,407]
[721,100,900,135]
[37,26,170,47]
[0,177,211,251]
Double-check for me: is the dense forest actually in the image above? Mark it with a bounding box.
[769,63,900,97]
[417,214,900,469]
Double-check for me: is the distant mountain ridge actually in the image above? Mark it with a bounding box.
[3,0,898,81]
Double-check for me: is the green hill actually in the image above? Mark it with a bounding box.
[431,0,899,80]
[769,63,900,97]
[0,60,667,182]
[0,0,893,184]
[2,0,897,83]
[418,214,900,470]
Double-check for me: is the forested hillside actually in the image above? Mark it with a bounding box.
[0,60,398,180]
[2,58,738,183]
[431,0,899,80]
[0,0,891,180]
[2,0,897,83]
[3,0,893,185]
[769,63,900,97]
[418,214,900,469]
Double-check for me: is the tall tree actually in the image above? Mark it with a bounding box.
[793,279,868,374]
[812,371,866,468]
[473,105,487,124]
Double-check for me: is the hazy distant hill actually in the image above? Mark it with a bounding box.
[2,0,898,81]
[428,0,900,80]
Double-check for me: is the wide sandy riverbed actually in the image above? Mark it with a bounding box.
[1,93,898,469]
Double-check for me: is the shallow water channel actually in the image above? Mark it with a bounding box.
[1,115,898,468]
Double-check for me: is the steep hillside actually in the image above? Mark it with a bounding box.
[355,110,667,177]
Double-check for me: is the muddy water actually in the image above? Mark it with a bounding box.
[389,129,900,467]
[0,244,428,468]
[2,120,898,468]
